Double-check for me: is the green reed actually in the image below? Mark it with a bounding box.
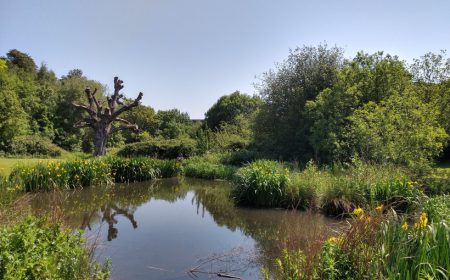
[0,156,181,193]
[182,158,237,180]
[266,207,450,279]
[233,160,290,207]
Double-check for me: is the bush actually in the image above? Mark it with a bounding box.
[7,135,64,157]
[0,216,111,279]
[117,138,199,159]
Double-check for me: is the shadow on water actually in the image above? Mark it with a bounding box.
[29,177,340,280]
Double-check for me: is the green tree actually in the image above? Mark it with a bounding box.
[0,89,27,148]
[3,49,37,76]
[205,91,261,130]
[154,109,193,139]
[348,89,448,171]
[253,43,345,160]
[120,101,157,142]
[305,52,412,162]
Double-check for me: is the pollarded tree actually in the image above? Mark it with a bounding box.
[72,77,143,157]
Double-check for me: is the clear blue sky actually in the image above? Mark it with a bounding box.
[1,0,449,119]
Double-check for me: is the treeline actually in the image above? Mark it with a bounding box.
[1,45,449,171]
[0,49,205,155]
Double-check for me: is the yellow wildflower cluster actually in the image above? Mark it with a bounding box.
[402,222,408,230]
[415,213,428,229]
[354,206,364,216]
[376,205,383,212]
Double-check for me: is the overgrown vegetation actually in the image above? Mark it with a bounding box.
[0,156,180,192]
[232,159,424,214]
[0,216,111,279]
[264,206,450,279]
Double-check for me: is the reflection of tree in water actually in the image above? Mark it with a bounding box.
[29,177,340,276]
[80,203,138,241]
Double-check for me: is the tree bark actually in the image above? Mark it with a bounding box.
[72,77,143,157]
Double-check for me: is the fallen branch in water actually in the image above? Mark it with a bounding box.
[187,245,256,280]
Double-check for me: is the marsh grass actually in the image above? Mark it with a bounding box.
[182,157,237,180]
[0,156,181,193]
[265,205,450,280]
[233,159,424,214]
[233,160,290,207]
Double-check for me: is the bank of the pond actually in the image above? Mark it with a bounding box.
[264,205,450,280]
[233,160,425,215]
[0,156,429,216]
[0,215,111,279]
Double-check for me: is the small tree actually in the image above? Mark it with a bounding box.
[72,77,143,157]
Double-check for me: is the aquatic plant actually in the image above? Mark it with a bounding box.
[182,157,237,180]
[265,207,450,279]
[233,160,290,207]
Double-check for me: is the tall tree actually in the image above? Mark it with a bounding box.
[253,43,344,160]
[72,77,143,156]
[205,91,261,130]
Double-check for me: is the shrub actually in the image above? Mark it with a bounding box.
[0,216,111,279]
[7,135,64,157]
[117,138,199,159]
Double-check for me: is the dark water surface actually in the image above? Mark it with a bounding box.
[29,178,339,280]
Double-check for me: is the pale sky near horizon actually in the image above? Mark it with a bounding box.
[1,0,449,119]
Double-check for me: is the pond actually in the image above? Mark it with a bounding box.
[29,177,339,280]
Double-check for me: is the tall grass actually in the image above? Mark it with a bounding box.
[0,156,181,192]
[423,194,450,224]
[0,216,111,279]
[182,156,237,180]
[233,159,424,214]
[233,160,290,207]
[264,206,450,279]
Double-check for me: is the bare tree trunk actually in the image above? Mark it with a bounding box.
[93,126,109,157]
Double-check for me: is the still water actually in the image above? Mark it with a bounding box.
[29,177,338,280]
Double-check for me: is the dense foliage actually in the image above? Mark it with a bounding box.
[0,216,111,279]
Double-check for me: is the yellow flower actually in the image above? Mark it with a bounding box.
[376,205,383,211]
[328,237,337,242]
[402,222,408,230]
[354,206,364,216]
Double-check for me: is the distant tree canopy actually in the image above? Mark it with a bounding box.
[205,91,262,130]
[253,45,450,171]
[253,43,345,159]
[0,46,449,171]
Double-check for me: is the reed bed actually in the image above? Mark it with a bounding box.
[0,156,181,193]
[182,157,237,180]
[233,160,424,214]
[265,206,450,279]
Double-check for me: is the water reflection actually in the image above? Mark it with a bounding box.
[29,178,339,279]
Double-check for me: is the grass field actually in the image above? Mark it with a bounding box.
[0,158,64,175]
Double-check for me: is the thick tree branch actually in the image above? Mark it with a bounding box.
[111,92,143,119]
[73,120,93,129]
[116,118,133,125]
[108,124,139,135]
[71,102,98,120]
